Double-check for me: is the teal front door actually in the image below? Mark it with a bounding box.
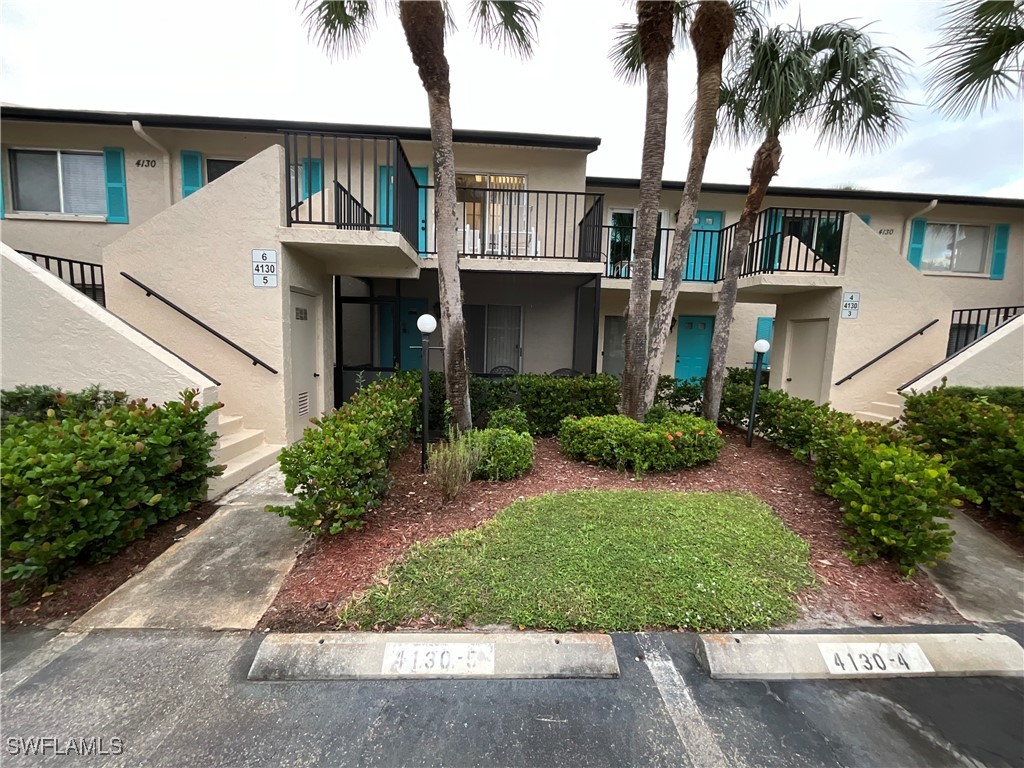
[378,166,429,255]
[674,315,715,382]
[685,210,723,282]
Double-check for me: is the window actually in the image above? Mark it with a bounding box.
[456,173,529,256]
[921,223,989,274]
[207,158,243,183]
[10,149,106,215]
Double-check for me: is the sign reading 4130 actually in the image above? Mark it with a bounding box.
[252,249,278,288]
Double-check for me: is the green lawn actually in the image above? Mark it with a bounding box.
[341,490,816,632]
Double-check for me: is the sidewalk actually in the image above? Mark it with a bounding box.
[925,510,1024,624]
[72,466,306,631]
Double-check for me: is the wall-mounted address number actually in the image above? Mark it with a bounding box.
[135,159,157,168]
[877,228,895,236]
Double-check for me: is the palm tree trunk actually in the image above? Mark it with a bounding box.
[642,0,735,413]
[702,132,782,423]
[400,1,472,432]
[620,1,674,420]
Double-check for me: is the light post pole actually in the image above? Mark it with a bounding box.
[416,314,437,472]
[746,339,771,448]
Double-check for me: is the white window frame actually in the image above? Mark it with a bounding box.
[455,171,530,257]
[921,221,990,276]
[8,146,105,216]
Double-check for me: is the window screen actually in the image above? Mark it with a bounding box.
[60,153,106,214]
[11,150,60,212]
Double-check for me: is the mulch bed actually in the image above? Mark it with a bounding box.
[259,428,962,632]
[1,501,219,628]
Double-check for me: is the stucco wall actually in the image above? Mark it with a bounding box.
[102,145,330,444]
[1,243,218,408]
[906,315,1024,392]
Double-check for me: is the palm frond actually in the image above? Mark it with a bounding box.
[469,0,542,58]
[301,0,377,58]
[609,22,644,84]
[926,0,1024,118]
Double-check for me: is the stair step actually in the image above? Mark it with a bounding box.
[216,428,266,463]
[208,443,284,500]
[856,411,895,423]
[217,414,244,437]
[868,401,904,418]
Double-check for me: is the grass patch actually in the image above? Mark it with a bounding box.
[341,490,816,632]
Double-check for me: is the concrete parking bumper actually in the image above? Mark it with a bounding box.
[697,631,1024,680]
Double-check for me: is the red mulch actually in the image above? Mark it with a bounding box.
[259,429,962,631]
[961,503,1024,555]
[1,501,219,628]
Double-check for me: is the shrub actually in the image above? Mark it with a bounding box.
[654,376,703,414]
[271,374,419,534]
[487,406,530,435]
[817,425,973,575]
[489,374,620,435]
[1,384,129,425]
[558,413,723,474]
[468,428,534,481]
[940,385,1024,414]
[427,431,483,503]
[1,390,221,595]
[900,389,1024,522]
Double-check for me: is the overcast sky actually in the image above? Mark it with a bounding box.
[3,0,1022,197]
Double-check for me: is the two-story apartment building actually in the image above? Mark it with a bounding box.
[2,106,1021,492]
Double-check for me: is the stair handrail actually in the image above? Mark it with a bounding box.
[833,318,939,386]
[120,272,279,374]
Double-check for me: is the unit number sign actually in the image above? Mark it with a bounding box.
[252,249,278,288]
[841,291,860,319]
[818,642,933,675]
[381,642,496,676]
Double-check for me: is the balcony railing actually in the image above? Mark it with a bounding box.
[720,207,845,280]
[23,251,105,306]
[947,305,1023,356]
[603,227,720,281]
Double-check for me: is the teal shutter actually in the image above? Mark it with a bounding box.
[181,151,203,198]
[907,217,927,268]
[761,210,783,270]
[103,147,128,223]
[990,223,1009,280]
[755,316,774,365]
[858,214,871,225]
[301,158,322,200]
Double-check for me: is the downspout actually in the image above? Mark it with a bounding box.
[131,120,173,207]
[899,199,938,258]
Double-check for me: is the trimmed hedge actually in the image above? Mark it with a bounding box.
[272,374,419,534]
[938,385,1024,415]
[559,413,723,474]
[2,391,221,595]
[468,428,534,481]
[900,388,1024,522]
[1,384,129,425]
[487,406,530,434]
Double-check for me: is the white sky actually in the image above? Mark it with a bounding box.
[2,0,1022,197]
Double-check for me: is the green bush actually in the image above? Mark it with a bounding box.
[938,385,1024,415]
[427,431,483,503]
[467,428,534,481]
[489,374,620,435]
[654,376,703,414]
[487,406,530,435]
[271,374,419,534]
[1,384,129,425]
[559,413,723,474]
[1,391,221,594]
[900,389,1024,522]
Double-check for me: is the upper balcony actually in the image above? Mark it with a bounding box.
[281,130,604,275]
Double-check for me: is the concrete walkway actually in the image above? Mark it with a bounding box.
[73,466,306,631]
[925,510,1024,624]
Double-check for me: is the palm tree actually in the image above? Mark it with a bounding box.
[302,0,541,432]
[610,1,776,419]
[701,22,908,423]
[927,0,1023,118]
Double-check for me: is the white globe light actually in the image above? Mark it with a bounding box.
[417,314,437,334]
[753,339,771,354]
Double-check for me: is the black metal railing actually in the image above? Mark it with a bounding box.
[23,251,105,306]
[834,318,940,386]
[947,305,1023,356]
[120,272,278,373]
[283,130,421,251]
[740,207,845,277]
[424,187,604,261]
[602,226,721,281]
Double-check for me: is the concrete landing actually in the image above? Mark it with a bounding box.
[75,466,305,631]
[925,510,1024,624]
[248,632,620,680]
[697,631,1024,680]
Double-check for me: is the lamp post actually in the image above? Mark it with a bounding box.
[746,339,771,448]
[416,313,437,472]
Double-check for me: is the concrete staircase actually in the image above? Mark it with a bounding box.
[855,391,905,423]
[208,413,284,499]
